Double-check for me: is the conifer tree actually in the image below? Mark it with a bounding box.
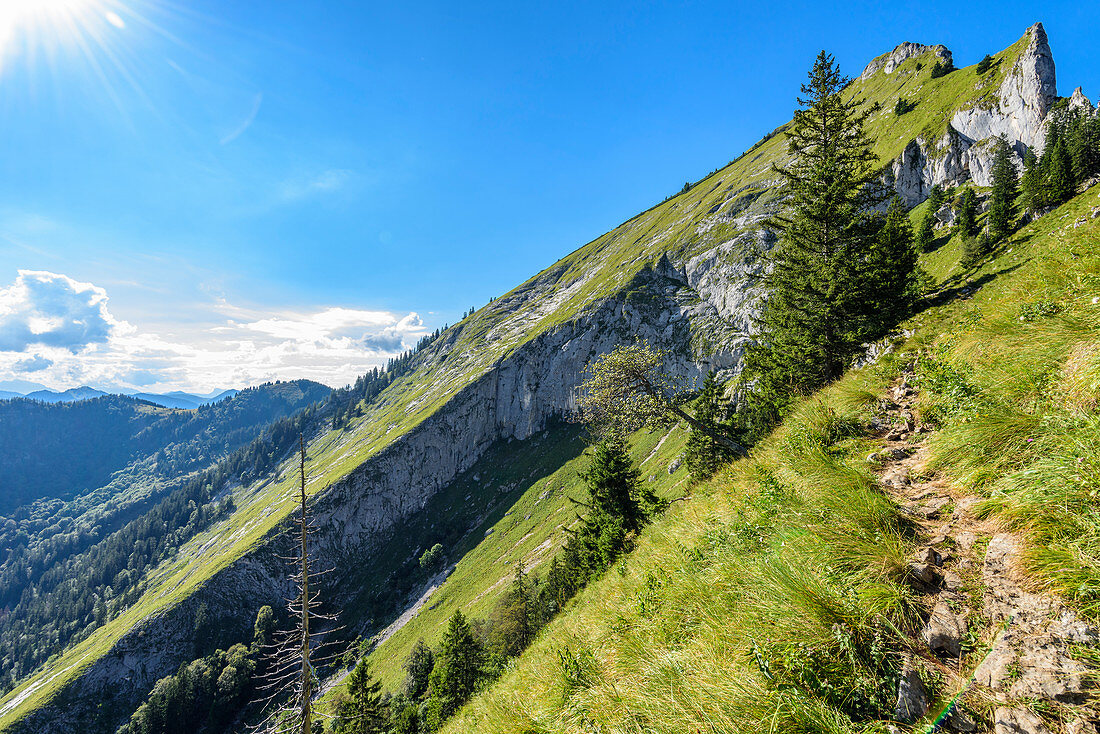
[961,232,993,269]
[402,639,435,699]
[926,183,946,213]
[1046,135,1076,205]
[915,210,935,253]
[862,196,918,328]
[1020,148,1047,213]
[988,135,1018,240]
[745,51,889,397]
[976,54,994,74]
[953,187,977,239]
[437,610,484,716]
[579,435,651,535]
[492,565,534,658]
[334,661,389,734]
[682,373,734,480]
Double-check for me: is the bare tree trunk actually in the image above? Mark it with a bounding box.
[298,436,311,734]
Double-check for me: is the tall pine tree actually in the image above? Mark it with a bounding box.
[334,661,389,734]
[437,610,484,717]
[743,51,889,398]
[953,187,977,239]
[988,135,1018,240]
[1020,148,1047,214]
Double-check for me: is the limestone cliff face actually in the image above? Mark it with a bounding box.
[14,245,764,734]
[950,22,1057,152]
[890,23,1060,205]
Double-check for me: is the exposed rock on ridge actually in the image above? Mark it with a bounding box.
[860,42,952,81]
[891,23,1060,205]
[950,22,1057,152]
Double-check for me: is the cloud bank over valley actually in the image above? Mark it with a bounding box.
[0,270,428,393]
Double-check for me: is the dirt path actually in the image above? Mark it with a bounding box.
[871,374,1098,734]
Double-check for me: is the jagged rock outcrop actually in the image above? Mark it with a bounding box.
[1069,86,1097,116]
[861,42,951,80]
[891,23,1061,205]
[951,22,1057,152]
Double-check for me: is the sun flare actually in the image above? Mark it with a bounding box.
[0,0,129,74]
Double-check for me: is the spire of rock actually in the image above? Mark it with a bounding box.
[950,22,1056,152]
[1069,86,1096,116]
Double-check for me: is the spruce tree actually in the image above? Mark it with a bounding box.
[862,196,918,330]
[961,232,993,269]
[1020,148,1047,213]
[976,54,994,74]
[987,135,1018,240]
[402,640,434,699]
[334,661,389,734]
[579,435,651,535]
[915,210,936,253]
[437,610,483,716]
[492,565,534,658]
[926,183,945,213]
[745,51,888,395]
[1046,135,1076,204]
[682,373,735,480]
[953,187,977,239]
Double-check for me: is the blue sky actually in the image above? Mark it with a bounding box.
[0,0,1097,392]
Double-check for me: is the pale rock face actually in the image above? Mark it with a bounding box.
[860,42,951,81]
[1068,86,1096,115]
[950,22,1056,152]
[891,24,1055,206]
[892,139,932,205]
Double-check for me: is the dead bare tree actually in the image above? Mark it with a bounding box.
[252,435,345,734]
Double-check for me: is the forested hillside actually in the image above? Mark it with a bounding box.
[0,381,328,693]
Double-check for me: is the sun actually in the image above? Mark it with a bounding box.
[0,0,129,74]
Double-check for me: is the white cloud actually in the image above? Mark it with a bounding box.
[0,270,130,352]
[0,272,429,393]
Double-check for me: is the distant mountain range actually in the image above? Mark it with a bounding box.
[0,383,239,409]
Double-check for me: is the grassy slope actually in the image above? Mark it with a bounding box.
[361,423,692,693]
[0,27,1039,731]
[443,186,1100,733]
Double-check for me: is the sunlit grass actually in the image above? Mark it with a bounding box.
[445,184,1100,733]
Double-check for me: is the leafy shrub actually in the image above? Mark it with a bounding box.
[1018,300,1062,322]
[914,347,984,424]
[761,621,900,720]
